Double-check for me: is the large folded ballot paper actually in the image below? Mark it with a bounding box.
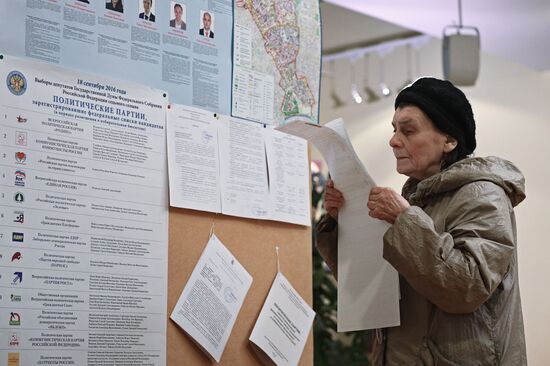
[278,118,400,332]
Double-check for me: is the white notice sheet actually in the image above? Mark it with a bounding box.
[0,55,169,365]
[170,234,252,362]
[264,128,311,226]
[250,272,315,366]
[278,119,400,331]
[167,105,220,213]
[219,116,270,219]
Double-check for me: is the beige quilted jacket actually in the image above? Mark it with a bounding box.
[316,156,527,365]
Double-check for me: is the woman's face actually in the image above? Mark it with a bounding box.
[390,105,455,180]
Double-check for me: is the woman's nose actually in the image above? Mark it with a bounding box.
[389,133,400,148]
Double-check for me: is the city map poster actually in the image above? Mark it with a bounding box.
[232,0,321,125]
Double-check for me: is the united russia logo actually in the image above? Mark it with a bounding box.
[14,170,25,187]
[6,71,27,96]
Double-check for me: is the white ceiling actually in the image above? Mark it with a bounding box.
[324,0,550,71]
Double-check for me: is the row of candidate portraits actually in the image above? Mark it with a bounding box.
[88,0,215,37]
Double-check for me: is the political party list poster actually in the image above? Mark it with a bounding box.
[0,0,233,115]
[0,55,168,366]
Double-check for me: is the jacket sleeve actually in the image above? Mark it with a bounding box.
[315,214,338,280]
[383,181,516,314]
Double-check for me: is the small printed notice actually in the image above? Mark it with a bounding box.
[250,272,315,366]
[170,234,252,362]
[264,128,311,226]
[167,105,220,213]
[218,116,270,220]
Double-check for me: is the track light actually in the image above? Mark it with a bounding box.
[399,44,414,91]
[379,82,391,97]
[350,61,363,104]
[378,56,392,97]
[328,61,345,108]
[363,55,380,103]
[322,35,431,108]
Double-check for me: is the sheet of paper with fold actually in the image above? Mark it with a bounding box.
[170,234,253,362]
[277,118,400,332]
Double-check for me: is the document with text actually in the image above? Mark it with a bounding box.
[218,116,270,220]
[278,119,400,331]
[166,108,311,226]
[0,0,234,114]
[0,55,169,365]
[167,105,220,213]
[249,272,315,366]
[170,234,252,363]
[264,128,311,226]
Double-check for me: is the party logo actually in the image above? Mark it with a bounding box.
[15,152,26,163]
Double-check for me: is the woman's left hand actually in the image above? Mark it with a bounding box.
[367,187,410,224]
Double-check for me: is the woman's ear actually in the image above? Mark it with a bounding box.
[443,135,458,153]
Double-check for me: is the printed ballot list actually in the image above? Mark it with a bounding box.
[0,55,169,365]
[170,234,252,363]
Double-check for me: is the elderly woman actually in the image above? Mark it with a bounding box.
[316,78,527,365]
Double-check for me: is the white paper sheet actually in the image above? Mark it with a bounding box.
[219,116,270,219]
[264,128,311,226]
[167,105,221,212]
[170,234,253,363]
[278,119,400,331]
[0,55,169,365]
[249,272,315,366]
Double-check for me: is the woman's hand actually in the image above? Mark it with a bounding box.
[367,187,410,224]
[323,180,345,220]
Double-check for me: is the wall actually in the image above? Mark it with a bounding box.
[316,39,550,365]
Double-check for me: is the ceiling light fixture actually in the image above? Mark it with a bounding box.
[350,60,363,104]
[328,61,345,108]
[399,44,414,91]
[442,0,480,85]
[378,56,391,97]
[362,55,380,103]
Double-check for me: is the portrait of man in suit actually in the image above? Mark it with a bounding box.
[139,0,155,22]
[169,3,186,30]
[199,11,214,39]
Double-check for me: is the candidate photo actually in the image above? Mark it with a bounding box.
[139,0,155,22]
[105,0,123,13]
[169,2,186,30]
[199,11,214,39]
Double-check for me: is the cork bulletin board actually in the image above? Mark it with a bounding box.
[167,208,313,365]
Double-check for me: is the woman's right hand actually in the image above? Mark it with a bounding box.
[323,179,345,220]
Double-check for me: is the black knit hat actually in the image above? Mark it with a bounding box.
[395,77,476,157]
